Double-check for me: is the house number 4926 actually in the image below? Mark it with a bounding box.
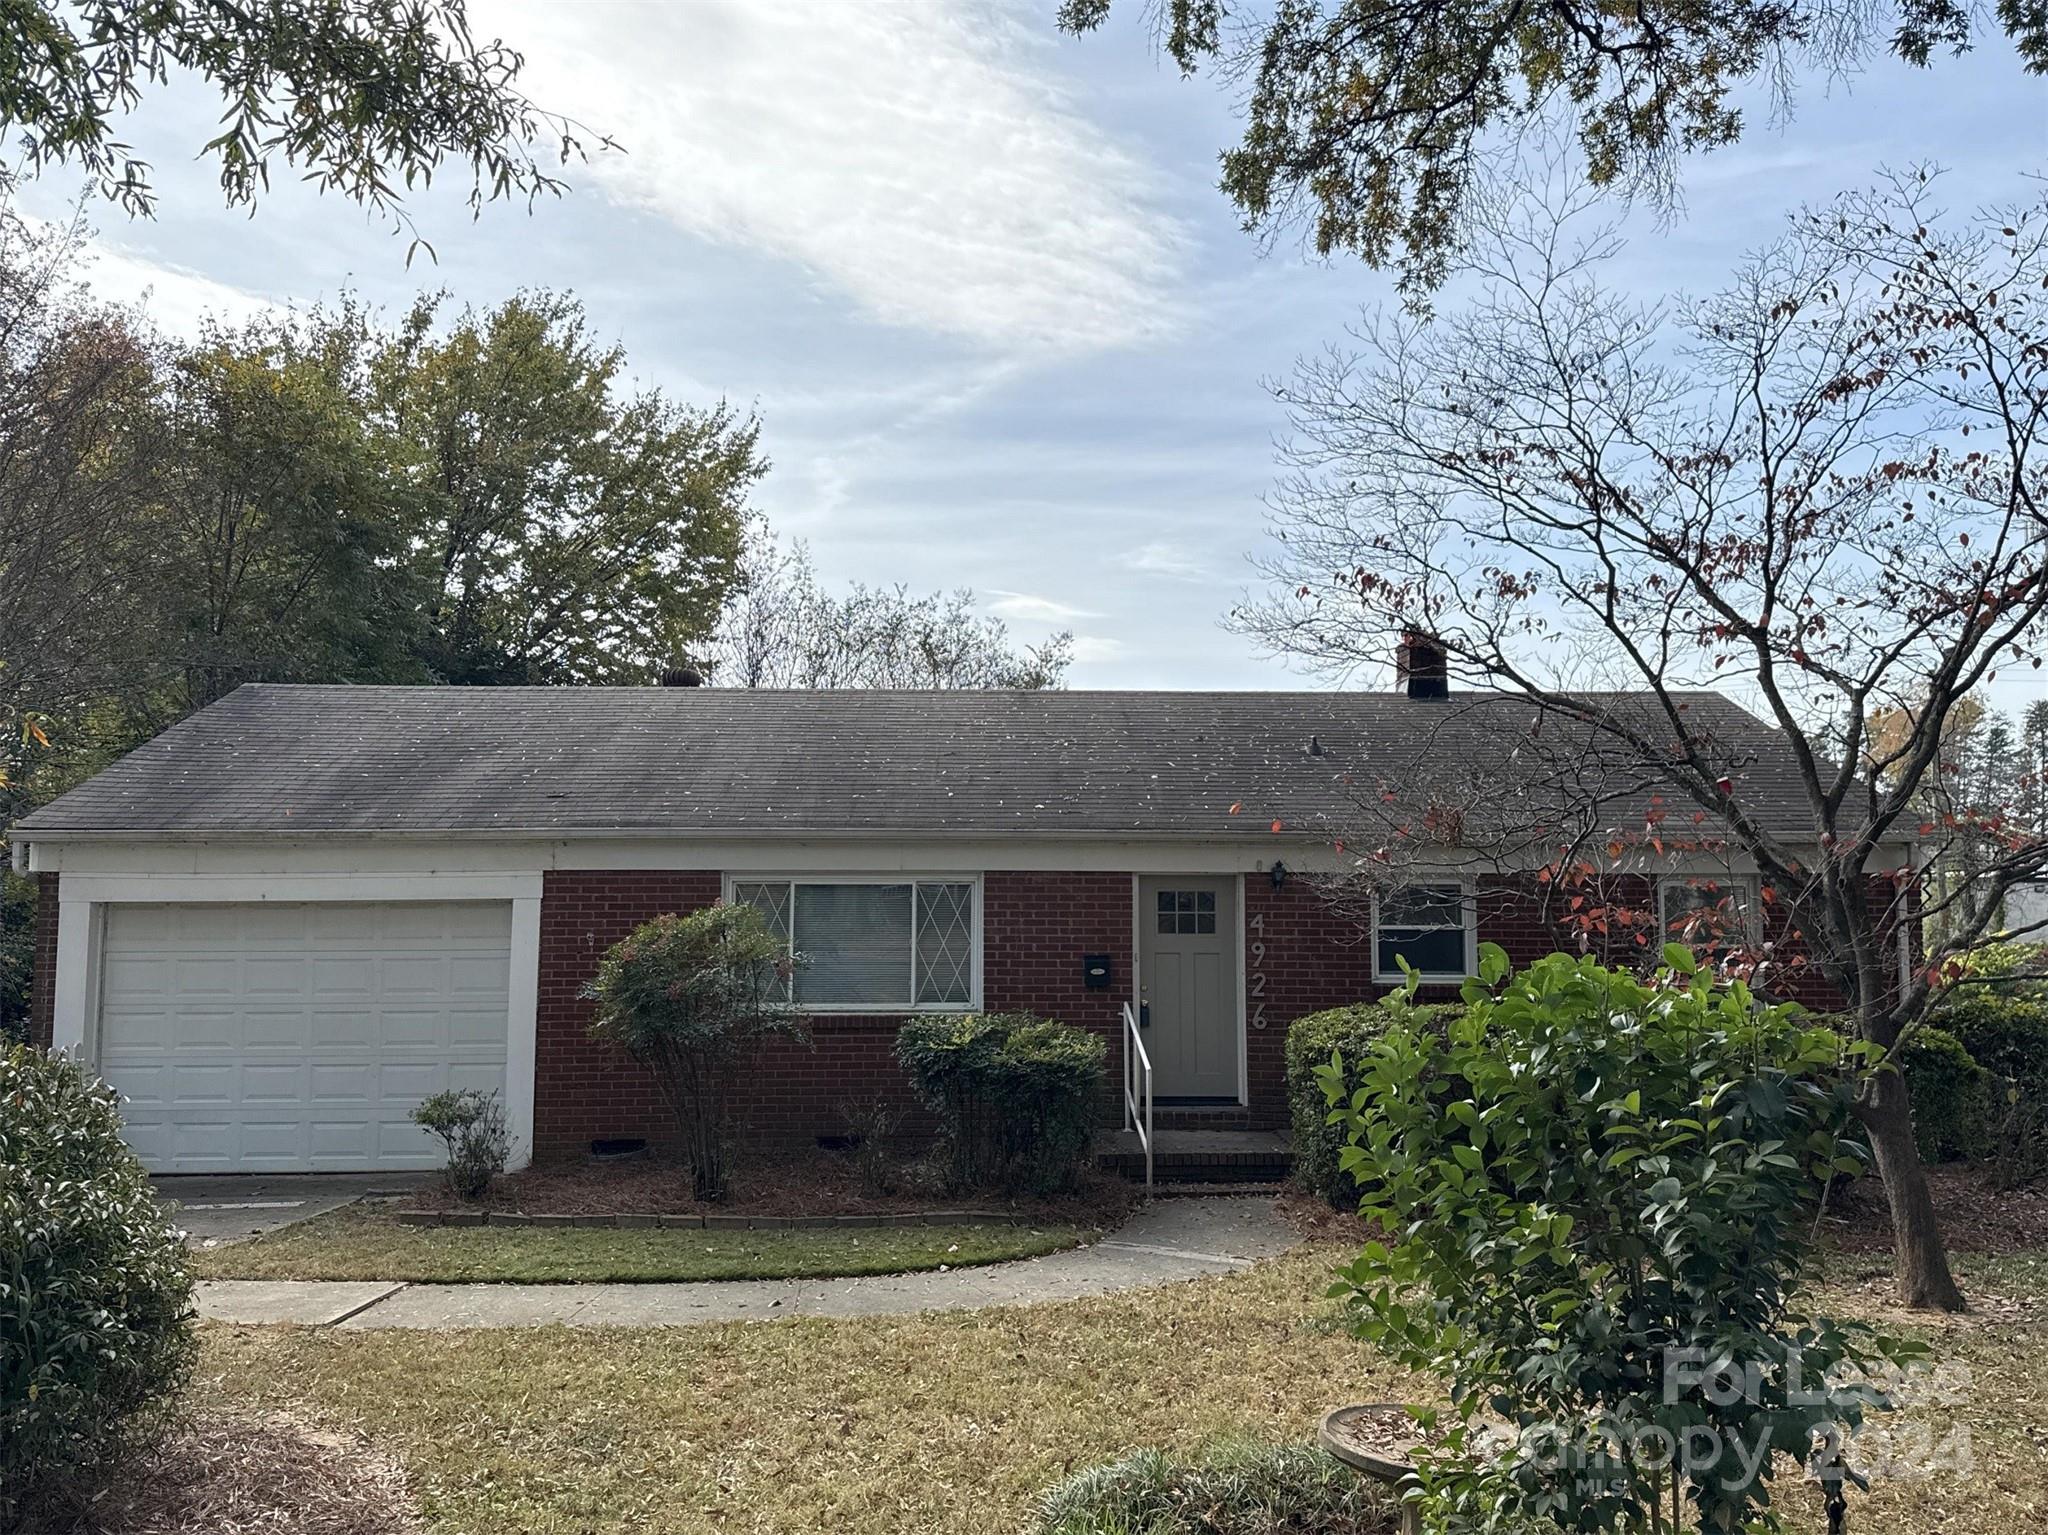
[1249,912,1268,1029]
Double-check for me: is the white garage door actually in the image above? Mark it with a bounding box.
[98,902,511,1173]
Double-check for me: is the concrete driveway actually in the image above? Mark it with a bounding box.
[153,1173,433,1246]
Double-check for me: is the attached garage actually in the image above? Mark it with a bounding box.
[95,901,513,1173]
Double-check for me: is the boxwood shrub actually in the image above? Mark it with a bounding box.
[1286,999,1464,1208]
[1897,1026,1992,1163]
[897,1012,1106,1194]
[2,1045,195,1525]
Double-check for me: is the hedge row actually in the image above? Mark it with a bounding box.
[1905,981,2048,1173]
[1288,974,2048,1203]
[1285,999,1466,1208]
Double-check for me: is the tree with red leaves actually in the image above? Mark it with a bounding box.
[1242,167,2048,1311]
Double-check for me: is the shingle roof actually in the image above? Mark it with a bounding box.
[12,684,1832,842]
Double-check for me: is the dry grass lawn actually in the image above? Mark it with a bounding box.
[47,1406,424,1535]
[190,1204,1087,1284]
[189,1241,2048,1535]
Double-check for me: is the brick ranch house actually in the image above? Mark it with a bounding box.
[13,676,1906,1174]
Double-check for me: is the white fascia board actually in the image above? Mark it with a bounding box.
[23,832,1914,880]
[30,836,1340,878]
[55,871,544,904]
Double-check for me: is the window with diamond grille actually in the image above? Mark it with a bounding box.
[733,878,976,1009]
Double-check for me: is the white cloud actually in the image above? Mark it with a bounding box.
[1070,635,1127,663]
[487,0,1186,355]
[987,590,1098,623]
[1126,539,1210,581]
[64,230,280,334]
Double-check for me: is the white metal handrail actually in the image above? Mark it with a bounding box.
[1121,999,1153,1191]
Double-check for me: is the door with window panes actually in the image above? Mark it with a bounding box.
[1138,877,1239,1100]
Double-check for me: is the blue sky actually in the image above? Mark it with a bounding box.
[22,0,2048,715]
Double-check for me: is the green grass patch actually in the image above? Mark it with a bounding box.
[190,1204,1089,1284]
[1033,1440,1394,1534]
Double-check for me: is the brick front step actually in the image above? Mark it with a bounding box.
[1094,1128,1295,1184]
[1152,1105,1254,1131]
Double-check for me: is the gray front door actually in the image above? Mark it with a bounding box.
[1138,877,1240,1100]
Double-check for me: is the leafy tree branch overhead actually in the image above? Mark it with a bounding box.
[0,0,611,254]
[1060,0,2047,293]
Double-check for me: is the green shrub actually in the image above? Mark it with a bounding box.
[0,873,36,1045]
[1032,1441,1391,1535]
[1933,988,2048,1184]
[412,1088,510,1200]
[1285,1000,1463,1208]
[1934,988,2048,1092]
[897,1012,1106,1194]
[1323,945,1916,1535]
[1897,1026,1993,1163]
[1948,940,2048,990]
[585,904,803,1201]
[1,1045,195,1526]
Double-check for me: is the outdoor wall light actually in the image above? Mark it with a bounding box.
[1270,861,1288,890]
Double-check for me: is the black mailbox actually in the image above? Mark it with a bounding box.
[1082,953,1112,990]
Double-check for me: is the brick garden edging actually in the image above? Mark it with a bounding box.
[394,1209,1030,1231]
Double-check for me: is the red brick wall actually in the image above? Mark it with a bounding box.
[29,872,57,1049]
[983,870,1133,1123]
[523,862,1887,1158]
[535,871,721,1160]
[1243,877,1374,1127]
[1239,874,1600,1128]
[532,868,1135,1161]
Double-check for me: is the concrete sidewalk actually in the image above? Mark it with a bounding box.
[193,1196,1299,1331]
[157,1173,432,1245]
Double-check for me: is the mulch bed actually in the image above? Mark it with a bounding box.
[54,1407,422,1534]
[1824,1162,2048,1256]
[403,1148,1140,1229]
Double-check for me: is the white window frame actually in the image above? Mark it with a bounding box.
[1371,880,1477,984]
[723,872,984,1014]
[1656,874,1763,951]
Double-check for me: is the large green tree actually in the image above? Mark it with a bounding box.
[370,293,762,684]
[0,0,601,247]
[1061,0,2047,293]
[143,310,426,711]
[0,209,162,793]
[2025,698,2048,837]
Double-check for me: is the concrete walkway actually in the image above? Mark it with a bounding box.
[157,1173,433,1245]
[193,1195,1299,1331]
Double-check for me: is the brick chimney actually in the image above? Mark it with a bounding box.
[1395,630,1449,699]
